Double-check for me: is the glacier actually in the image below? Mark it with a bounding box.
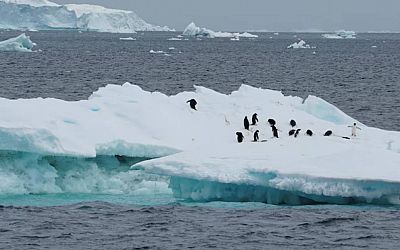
[182,22,258,39]
[0,0,171,33]
[0,83,399,205]
[0,33,36,52]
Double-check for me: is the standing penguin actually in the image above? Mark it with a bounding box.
[251,113,258,125]
[268,119,276,126]
[187,99,197,110]
[290,119,296,127]
[294,129,301,138]
[348,123,361,136]
[244,116,250,130]
[253,130,259,142]
[236,132,244,143]
[271,125,279,138]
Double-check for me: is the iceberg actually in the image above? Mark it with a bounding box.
[322,30,357,39]
[182,22,258,38]
[0,83,399,204]
[287,40,312,49]
[0,0,172,33]
[119,37,136,41]
[0,33,36,52]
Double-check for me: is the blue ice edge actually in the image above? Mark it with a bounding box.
[163,172,400,206]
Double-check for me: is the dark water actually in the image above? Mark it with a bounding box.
[1,202,399,250]
[0,31,400,249]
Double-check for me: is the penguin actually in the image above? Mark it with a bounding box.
[268,119,276,126]
[288,129,296,136]
[251,113,258,125]
[187,99,197,110]
[306,129,313,136]
[324,130,333,136]
[290,119,296,127]
[271,125,279,138]
[253,130,259,142]
[244,116,250,130]
[348,123,361,136]
[236,132,244,143]
[294,129,301,138]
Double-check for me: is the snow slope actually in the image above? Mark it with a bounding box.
[0,0,171,33]
[0,33,36,52]
[183,22,258,38]
[0,83,399,204]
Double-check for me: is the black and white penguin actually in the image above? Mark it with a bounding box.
[244,116,250,130]
[268,119,276,126]
[306,129,313,136]
[324,130,333,136]
[294,129,301,138]
[271,125,279,138]
[236,132,244,143]
[290,119,296,127]
[187,99,197,110]
[251,113,258,125]
[289,129,296,136]
[253,130,259,142]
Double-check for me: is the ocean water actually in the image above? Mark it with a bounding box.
[0,31,399,249]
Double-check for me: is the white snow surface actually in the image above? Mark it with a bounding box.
[0,0,172,33]
[182,22,258,38]
[0,33,36,52]
[1,83,399,203]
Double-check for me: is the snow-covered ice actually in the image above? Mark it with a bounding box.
[119,37,136,41]
[287,40,312,49]
[0,33,36,52]
[0,0,172,33]
[322,30,357,39]
[149,50,165,54]
[0,83,399,204]
[182,22,258,39]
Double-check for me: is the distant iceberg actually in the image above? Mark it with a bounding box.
[182,22,258,38]
[287,39,311,49]
[0,0,172,33]
[119,37,136,41]
[0,33,36,52]
[322,30,356,39]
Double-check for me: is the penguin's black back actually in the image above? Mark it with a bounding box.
[324,130,333,136]
[268,119,276,126]
[306,129,313,136]
[289,129,296,136]
[290,120,296,127]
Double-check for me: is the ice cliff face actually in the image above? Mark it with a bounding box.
[0,0,172,33]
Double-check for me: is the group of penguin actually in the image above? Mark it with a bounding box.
[236,113,334,143]
[185,99,337,144]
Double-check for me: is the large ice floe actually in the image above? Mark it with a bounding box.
[0,0,171,33]
[0,33,36,52]
[322,30,357,39]
[0,83,399,205]
[182,22,258,38]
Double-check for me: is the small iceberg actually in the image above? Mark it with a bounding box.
[322,30,356,39]
[182,22,258,39]
[149,50,165,54]
[167,37,182,41]
[119,37,136,41]
[0,33,36,52]
[287,40,312,49]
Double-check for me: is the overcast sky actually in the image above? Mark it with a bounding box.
[53,0,400,32]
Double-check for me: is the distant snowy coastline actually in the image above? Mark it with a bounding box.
[0,0,172,33]
[182,22,258,38]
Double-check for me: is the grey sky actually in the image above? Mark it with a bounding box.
[53,0,400,32]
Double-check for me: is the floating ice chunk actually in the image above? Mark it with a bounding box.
[149,49,165,54]
[167,37,182,41]
[119,37,136,41]
[182,22,258,38]
[371,45,377,48]
[273,32,279,35]
[0,33,36,52]
[168,47,175,50]
[287,39,311,49]
[322,30,356,39]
